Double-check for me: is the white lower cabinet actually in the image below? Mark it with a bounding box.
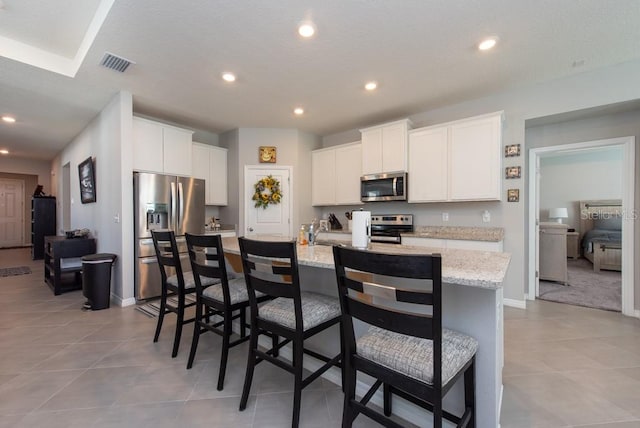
[192,143,228,206]
[408,112,502,203]
[312,142,362,206]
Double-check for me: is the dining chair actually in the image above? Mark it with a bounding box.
[185,233,271,390]
[238,237,343,428]
[333,245,477,428]
[151,230,218,358]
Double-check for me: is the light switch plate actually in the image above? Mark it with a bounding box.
[482,210,491,223]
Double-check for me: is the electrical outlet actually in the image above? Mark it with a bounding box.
[114,213,120,223]
[442,212,449,222]
[482,210,491,223]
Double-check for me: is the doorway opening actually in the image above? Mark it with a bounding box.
[528,137,635,316]
[0,178,25,248]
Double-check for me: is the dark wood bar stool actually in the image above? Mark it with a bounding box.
[333,246,477,428]
[238,237,343,428]
[185,233,272,390]
[151,230,218,358]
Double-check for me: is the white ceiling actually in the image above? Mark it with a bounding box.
[1,0,639,160]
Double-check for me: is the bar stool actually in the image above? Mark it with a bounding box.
[238,237,342,428]
[333,246,477,428]
[185,233,272,390]
[151,230,218,358]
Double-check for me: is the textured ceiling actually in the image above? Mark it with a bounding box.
[1,0,639,160]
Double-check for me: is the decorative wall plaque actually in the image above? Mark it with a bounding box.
[259,146,277,163]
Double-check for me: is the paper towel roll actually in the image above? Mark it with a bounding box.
[351,211,371,250]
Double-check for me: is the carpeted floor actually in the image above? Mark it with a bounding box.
[0,266,32,277]
[539,258,621,312]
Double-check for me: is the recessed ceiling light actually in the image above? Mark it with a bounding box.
[298,23,315,38]
[478,37,498,51]
[0,149,9,155]
[293,107,304,115]
[222,72,236,82]
[2,116,16,123]
[364,81,378,91]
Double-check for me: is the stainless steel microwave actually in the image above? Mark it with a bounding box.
[360,172,407,202]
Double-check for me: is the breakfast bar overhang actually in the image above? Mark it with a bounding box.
[222,237,511,428]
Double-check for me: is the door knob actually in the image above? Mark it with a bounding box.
[248,227,254,232]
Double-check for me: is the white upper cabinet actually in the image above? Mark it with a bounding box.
[408,112,503,203]
[408,126,449,202]
[312,142,362,206]
[335,143,362,205]
[360,119,412,174]
[132,117,193,176]
[192,142,228,206]
[449,114,501,201]
[311,148,336,206]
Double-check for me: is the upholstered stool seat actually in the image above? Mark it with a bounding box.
[259,291,341,330]
[167,273,219,290]
[203,277,265,305]
[358,326,478,385]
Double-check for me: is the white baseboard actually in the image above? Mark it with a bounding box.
[503,298,526,309]
[113,295,136,307]
[634,309,640,319]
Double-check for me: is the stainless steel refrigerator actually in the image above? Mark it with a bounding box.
[134,172,205,300]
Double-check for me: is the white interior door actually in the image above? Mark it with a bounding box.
[244,166,292,237]
[0,179,24,247]
[534,155,541,297]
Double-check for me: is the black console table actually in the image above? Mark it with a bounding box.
[44,236,96,295]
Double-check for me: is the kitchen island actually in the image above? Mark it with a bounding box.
[221,237,510,428]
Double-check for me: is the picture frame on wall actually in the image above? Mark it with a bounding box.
[78,156,96,204]
[505,166,521,179]
[259,146,277,163]
[505,144,521,157]
[507,188,519,202]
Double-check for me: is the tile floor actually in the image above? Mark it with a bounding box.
[1,247,640,427]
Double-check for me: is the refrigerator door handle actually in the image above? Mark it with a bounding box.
[170,182,177,230]
[178,181,184,232]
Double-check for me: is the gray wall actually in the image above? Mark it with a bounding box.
[321,58,640,309]
[538,148,623,228]
[219,128,321,236]
[527,107,640,309]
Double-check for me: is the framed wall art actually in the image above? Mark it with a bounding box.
[259,146,277,163]
[505,166,521,179]
[505,144,521,157]
[78,156,96,204]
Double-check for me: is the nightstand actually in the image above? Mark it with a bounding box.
[539,222,568,285]
[566,231,579,260]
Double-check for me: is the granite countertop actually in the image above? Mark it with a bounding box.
[322,226,504,242]
[221,237,510,290]
[406,226,504,242]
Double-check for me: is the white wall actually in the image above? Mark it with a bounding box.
[321,58,640,308]
[538,149,623,228]
[51,91,134,305]
[0,157,52,192]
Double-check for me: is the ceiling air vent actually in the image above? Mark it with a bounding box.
[100,52,135,73]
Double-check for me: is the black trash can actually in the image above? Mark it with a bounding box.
[82,253,117,310]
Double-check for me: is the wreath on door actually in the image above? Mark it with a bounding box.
[252,175,282,209]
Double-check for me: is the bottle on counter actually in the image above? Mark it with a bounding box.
[298,225,308,245]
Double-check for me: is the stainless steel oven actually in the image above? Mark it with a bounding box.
[360,172,407,202]
[370,214,413,244]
